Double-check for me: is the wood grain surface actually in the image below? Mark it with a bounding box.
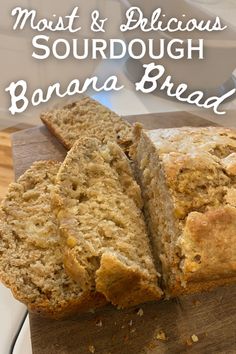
[0,130,14,202]
[12,111,236,354]
[0,124,34,202]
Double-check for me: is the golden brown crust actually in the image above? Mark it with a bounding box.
[96,253,162,308]
[133,126,236,298]
[166,276,236,298]
[0,267,106,319]
[27,291,106,319]
[178,206,236,282]
[41,115,72,150]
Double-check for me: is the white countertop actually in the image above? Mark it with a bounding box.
[13,316,31,354]
[0,285,27,354]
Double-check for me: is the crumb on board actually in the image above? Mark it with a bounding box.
[88,345,95,353]
[95,320,103,327]
[129,320,133,327]
[156,330,167,341]
[186,334,199,346]
[137,308,144,317]
[191,334,199,343]
[130,328,136,333]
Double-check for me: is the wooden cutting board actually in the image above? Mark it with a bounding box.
[12,111,236,354]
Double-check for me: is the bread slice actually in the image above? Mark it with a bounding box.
[52,137,163,308]
[0,161,106,318]
[132,126,236,297]
[41,97,133,152]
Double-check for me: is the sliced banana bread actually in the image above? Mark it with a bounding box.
[52,138,162,308]
[0,161,105,318]
[41,97,133,152]
[132,126,236,297]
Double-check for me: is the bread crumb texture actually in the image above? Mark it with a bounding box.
[41,97,133,152]
[53,137,162,308]
[0,161,105,318]
[133,127,236,296]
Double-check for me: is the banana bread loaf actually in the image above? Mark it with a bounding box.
[132,126,236,297]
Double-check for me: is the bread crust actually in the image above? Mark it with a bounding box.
[96,253,162,308]
[0,268,106,319]
[179,206,236,280]
[41,115,72,150]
